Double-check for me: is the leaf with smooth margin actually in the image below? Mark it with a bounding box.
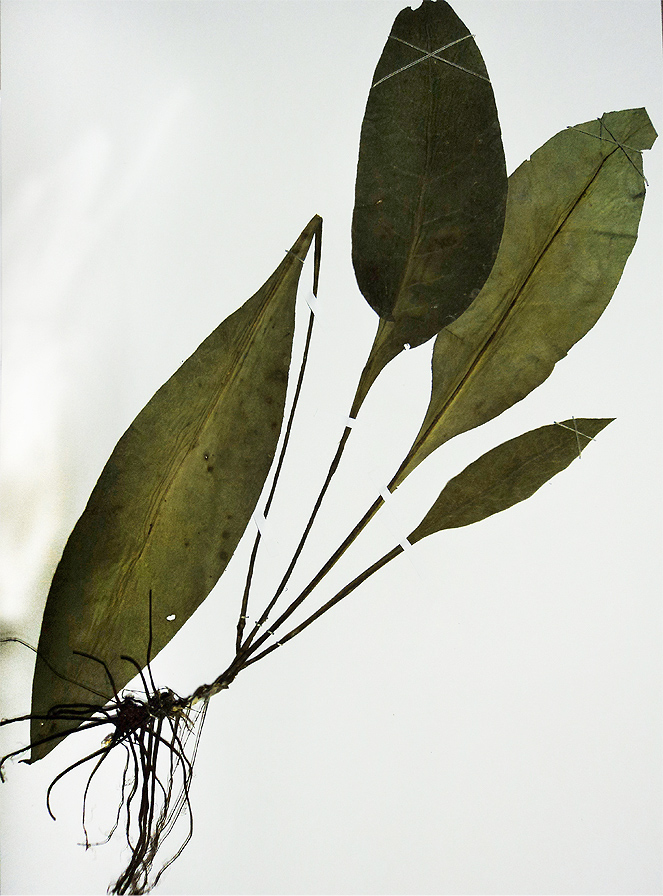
[350,0,507,415]
[30,214,322,760]
[392,109,655,487]
[410,418,612,540]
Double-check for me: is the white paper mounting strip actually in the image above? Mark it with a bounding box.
[378,485,413,554]
[305,290,320,315]
[252,509,268,534]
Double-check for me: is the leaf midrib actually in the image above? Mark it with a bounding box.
[390,25,437,326]
[393,145,619,486]
[111,265,293,618]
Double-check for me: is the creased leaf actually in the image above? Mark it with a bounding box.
[392,108,656,487]
[410,418,613,540]
[30,214,322,760]
[350,0,507,414]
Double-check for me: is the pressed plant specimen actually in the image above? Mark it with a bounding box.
[1,1,660,893]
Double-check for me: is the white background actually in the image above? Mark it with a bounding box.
[1,1,661,893]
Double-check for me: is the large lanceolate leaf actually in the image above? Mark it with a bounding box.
[392,108,656,487]
[30,215,322,760]
[410,418,612,541]
[350,0,507,415]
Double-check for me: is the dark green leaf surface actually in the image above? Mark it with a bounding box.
[30,215,322,760]
[410,418,613,540]
[350,0,507,414]
[393,108,656,486]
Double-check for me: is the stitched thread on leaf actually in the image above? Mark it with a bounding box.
[372,34,489,88]
[553,417,596,458]
[568,119,648,185]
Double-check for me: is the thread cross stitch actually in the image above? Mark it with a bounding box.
[554,417,596,458]
[372,33,489,88]
[569,117,648,185]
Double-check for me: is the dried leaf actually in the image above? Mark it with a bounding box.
[350,0,507,414]
[30,215,322,759]
[410,418,613,540]
[393,108,656,486]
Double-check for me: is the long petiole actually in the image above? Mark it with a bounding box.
[241,491,386,659]
[235,219,322,650]
[243,544,403,667]
[236,303,316,650]
[240,424,354,652]
[238,415,424,661]
[198,488,391,694]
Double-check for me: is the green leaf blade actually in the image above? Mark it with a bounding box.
[30,214,322,760]
[393,108,656,485]
[350,0,507,414]
[409,417,613,541]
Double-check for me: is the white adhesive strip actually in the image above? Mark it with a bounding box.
[305,290,320,315]
[252,510,268,533]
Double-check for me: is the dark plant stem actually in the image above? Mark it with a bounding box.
[238,431,421,663]
[238,335,401,654]
[242,491,385,659]
[235,303,316,651]
[198,483,406,695]
[243,544,403,666]
[203,432,398,691]
[200,324,418,692]
[240,423,353,652]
